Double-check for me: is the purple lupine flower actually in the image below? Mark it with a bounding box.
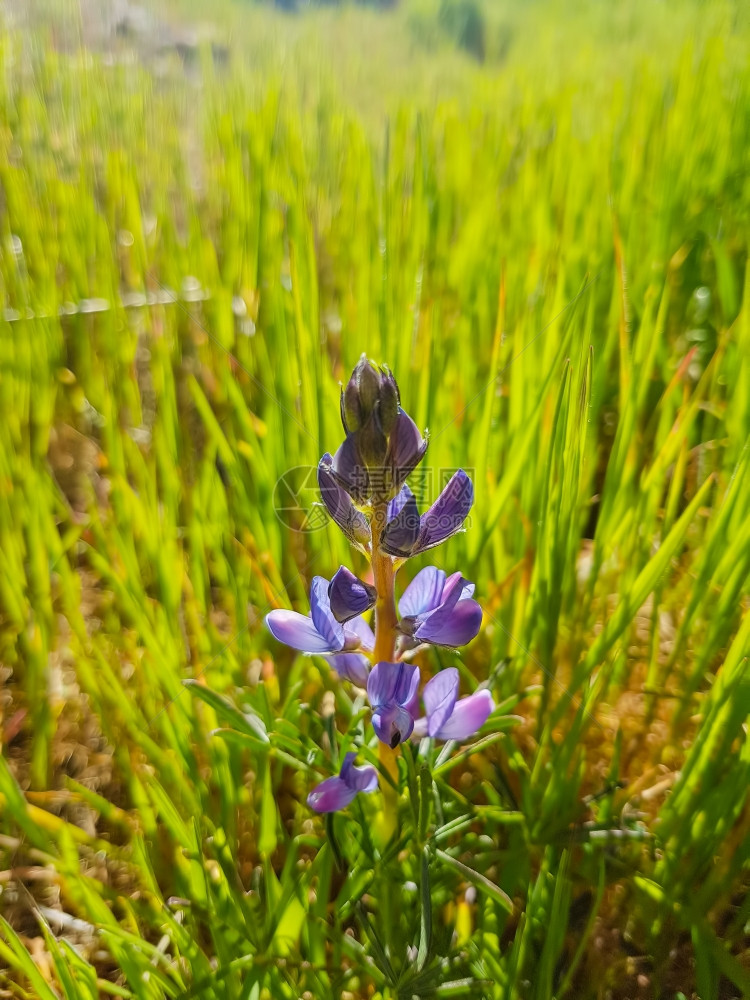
[397,567,482,648]
[380,470,474,559]
[307,752,379,813]
[328,566,377,623]
[412,667,494,741]
[318,454,371,550]
[266,576,373,685]
[327,356,427,503]
[367,661,421,748]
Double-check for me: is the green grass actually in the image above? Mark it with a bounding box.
[0,0,749,996]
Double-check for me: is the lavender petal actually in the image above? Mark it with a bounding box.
[341,753,379,793]
[423,668,459,738]
[328,653,370,686]
[265,609,337,653]
[435,690,494,741]
[414,597,482,647]
[309,576,345,651]
[307,775,359,813]
[398,566,446,618]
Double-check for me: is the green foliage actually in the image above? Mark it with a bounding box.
[438,0,486,61]
[0,0,749,997]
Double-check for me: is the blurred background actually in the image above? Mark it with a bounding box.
[0,0,749,997]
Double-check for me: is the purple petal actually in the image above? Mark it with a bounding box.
[399,567,446,618]
[380,487,421,558]
[438,572,468,612]
[328,567,376,623]
[331,436,370,503]
[434,690,494,741]
[414,598,483,647]
[387,484,413,522]
[307,775,359,813]
[423,668,459,738]
[366,661,419,709]
[318,455,371,548]
[266,609,337,653]
[413,470,474,555]
[371,703,416,748]
[344,615,375,652]
[385,409,428,492]
[309,577,345,651]
[394,662,421,713]
[340,753,379,793]
[328,653,370,686]
[366,660,400,707]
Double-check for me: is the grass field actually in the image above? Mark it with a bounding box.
[0,0,749,996]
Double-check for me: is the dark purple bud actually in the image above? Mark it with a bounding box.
[330,436,372,504]
[341,380,362,433]
[357,357,382,415]
[357,417,389,470]
[328,567,377,623]
[318,455,371,547]
[378,366,399,434]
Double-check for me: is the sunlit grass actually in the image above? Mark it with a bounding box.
[0,0,749,996]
